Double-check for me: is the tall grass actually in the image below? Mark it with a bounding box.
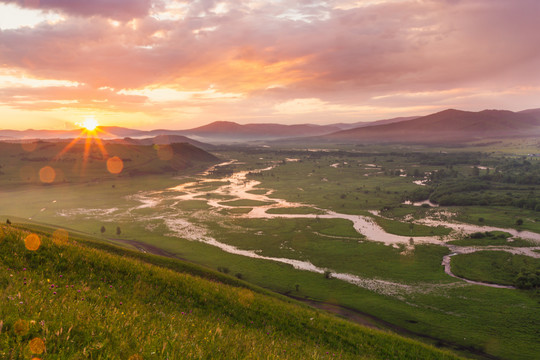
[0,225,463,359]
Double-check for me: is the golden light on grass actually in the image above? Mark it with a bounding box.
[39,166,56,183]
[52,229,69,246]
[13,319,30,336]
[29,337,46,354]
[20,165,36,183]
[107,156,124,174]
[25,233,41,251]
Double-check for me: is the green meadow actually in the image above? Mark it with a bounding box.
[1,142,539,359]
[1,225,465,359]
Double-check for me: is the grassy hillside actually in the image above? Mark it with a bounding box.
[0,140,218,187]
[0,224,463,359]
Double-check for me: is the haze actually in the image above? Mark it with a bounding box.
[0,0,539,130]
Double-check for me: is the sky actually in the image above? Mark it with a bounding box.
[0,0,539,130]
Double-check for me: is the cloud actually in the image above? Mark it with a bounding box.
[1,0,540,127]
[0,0,157,20]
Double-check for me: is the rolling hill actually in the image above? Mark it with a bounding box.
[312,109,540,143]
[0,223,464,359]
[0,140,219,186]
[112,135,214,150]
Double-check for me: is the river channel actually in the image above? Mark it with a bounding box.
[83,160,540,292]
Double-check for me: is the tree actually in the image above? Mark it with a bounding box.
[6,218,11,225]
[100,226,106,234]
[515,218,523,226]
[116,226,121,236]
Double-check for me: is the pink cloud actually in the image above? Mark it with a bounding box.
[0,0,539,121]
[1,0,157,20]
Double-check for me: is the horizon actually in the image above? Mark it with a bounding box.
[1,1,539,130]
[1,106,539,133]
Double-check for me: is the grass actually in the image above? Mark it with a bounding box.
[0,225,463,359]
[454,206,540,234]
[447,231,535,247]
[371,215,451,237]
[266,207,325,215]
[218,199,274,207]
[450,251,540,286]
[2,147,540,359]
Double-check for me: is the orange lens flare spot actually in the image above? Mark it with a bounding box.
[39,166,56,184]
[29,337,46,354]
[52,229,69,246]
[107,156,124,174]
[25,233,41,251]
[21,141,37,152]
[156,144,173,161]
[14,319,30,336]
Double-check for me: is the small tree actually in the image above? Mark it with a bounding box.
[6,218,11,225]
[100,226,106,234]
[116,226,121,236]
[516,219,523,226]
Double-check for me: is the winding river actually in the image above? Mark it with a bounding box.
[71,160,540,293]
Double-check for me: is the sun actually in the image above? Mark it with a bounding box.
[81,116,99,131]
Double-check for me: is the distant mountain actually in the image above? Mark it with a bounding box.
[2,108,539,144]
[181,121,343,141]
[111,135,214,150]
[331,116,420,130]
[312,109,540,144]
[519,108,540,121]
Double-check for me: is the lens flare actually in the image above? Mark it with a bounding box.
[107,156,124,174]
[29,337,46,354]
[39,166,56,183]
[52,229,69,246]
[25,233,41,251]
[14,319,29,336]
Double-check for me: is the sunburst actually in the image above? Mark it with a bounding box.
[81,116,99,131]
[54,116,112,174]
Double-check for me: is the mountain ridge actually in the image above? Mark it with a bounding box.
[2,108,539,143]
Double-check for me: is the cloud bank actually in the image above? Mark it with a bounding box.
[0,0,539,128]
